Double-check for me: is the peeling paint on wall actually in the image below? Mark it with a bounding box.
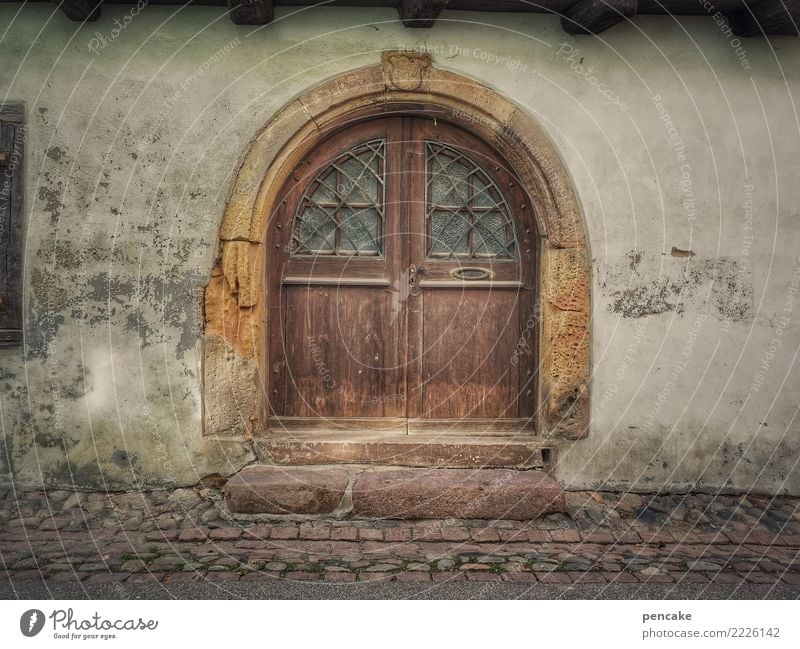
[604,254,754,322]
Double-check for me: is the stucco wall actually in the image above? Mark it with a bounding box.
[1,5,799,493]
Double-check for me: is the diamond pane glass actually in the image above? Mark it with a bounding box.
[431,155,468,206]
[473,211,507,256]
[338,155,379,204]
[314,170,338,204]
[340,207,379,253]
[426,141,517,259]
[431,210,469,255]
[472,175,495,208]
[292,139,385,256]
[298,206,336,253]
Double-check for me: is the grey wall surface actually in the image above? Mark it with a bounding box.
[1,5,799,493]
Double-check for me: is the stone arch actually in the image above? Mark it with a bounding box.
[204,51,590,441]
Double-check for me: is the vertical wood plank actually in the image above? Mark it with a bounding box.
[421,290,520,418]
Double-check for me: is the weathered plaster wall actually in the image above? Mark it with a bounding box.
[1,5,799,493]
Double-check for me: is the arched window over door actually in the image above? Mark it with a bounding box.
[267,117,538,434]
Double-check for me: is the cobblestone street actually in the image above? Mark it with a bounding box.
[2,484,800,597]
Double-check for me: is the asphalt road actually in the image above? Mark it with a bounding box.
[2,580,798,600]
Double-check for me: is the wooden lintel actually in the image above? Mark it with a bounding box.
[727,0,800,37]
[51,0,102,22]
[561,0,638,35]
[228,0,274,26]
[399,0,449,28]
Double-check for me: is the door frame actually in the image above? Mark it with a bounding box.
[203,51,591,442]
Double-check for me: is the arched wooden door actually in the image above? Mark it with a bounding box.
[267,117,537,434]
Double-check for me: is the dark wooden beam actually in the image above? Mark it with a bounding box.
[51,0,102,21]
[399,0,450,28]
[727,0,799,36]
[228,0,273,25]
[561,0,638,34]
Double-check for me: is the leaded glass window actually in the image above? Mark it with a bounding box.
[426,141,517,259]
[289,139,385,256]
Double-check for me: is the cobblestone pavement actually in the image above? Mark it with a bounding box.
[2,485,800,597]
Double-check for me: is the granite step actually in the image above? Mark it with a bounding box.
[225,465,565,520]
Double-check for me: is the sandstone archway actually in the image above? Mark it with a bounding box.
[204,51,590,442]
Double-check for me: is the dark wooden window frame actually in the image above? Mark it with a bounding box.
[0,103,24,347]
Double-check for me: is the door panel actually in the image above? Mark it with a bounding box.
[282,285,404,417]
[421,289,520,419]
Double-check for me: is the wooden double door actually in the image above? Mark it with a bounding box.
[268,117,537,433]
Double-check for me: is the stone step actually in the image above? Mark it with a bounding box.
[255,433,554,469]
[225,465,565,520]
[226,466,350,516]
